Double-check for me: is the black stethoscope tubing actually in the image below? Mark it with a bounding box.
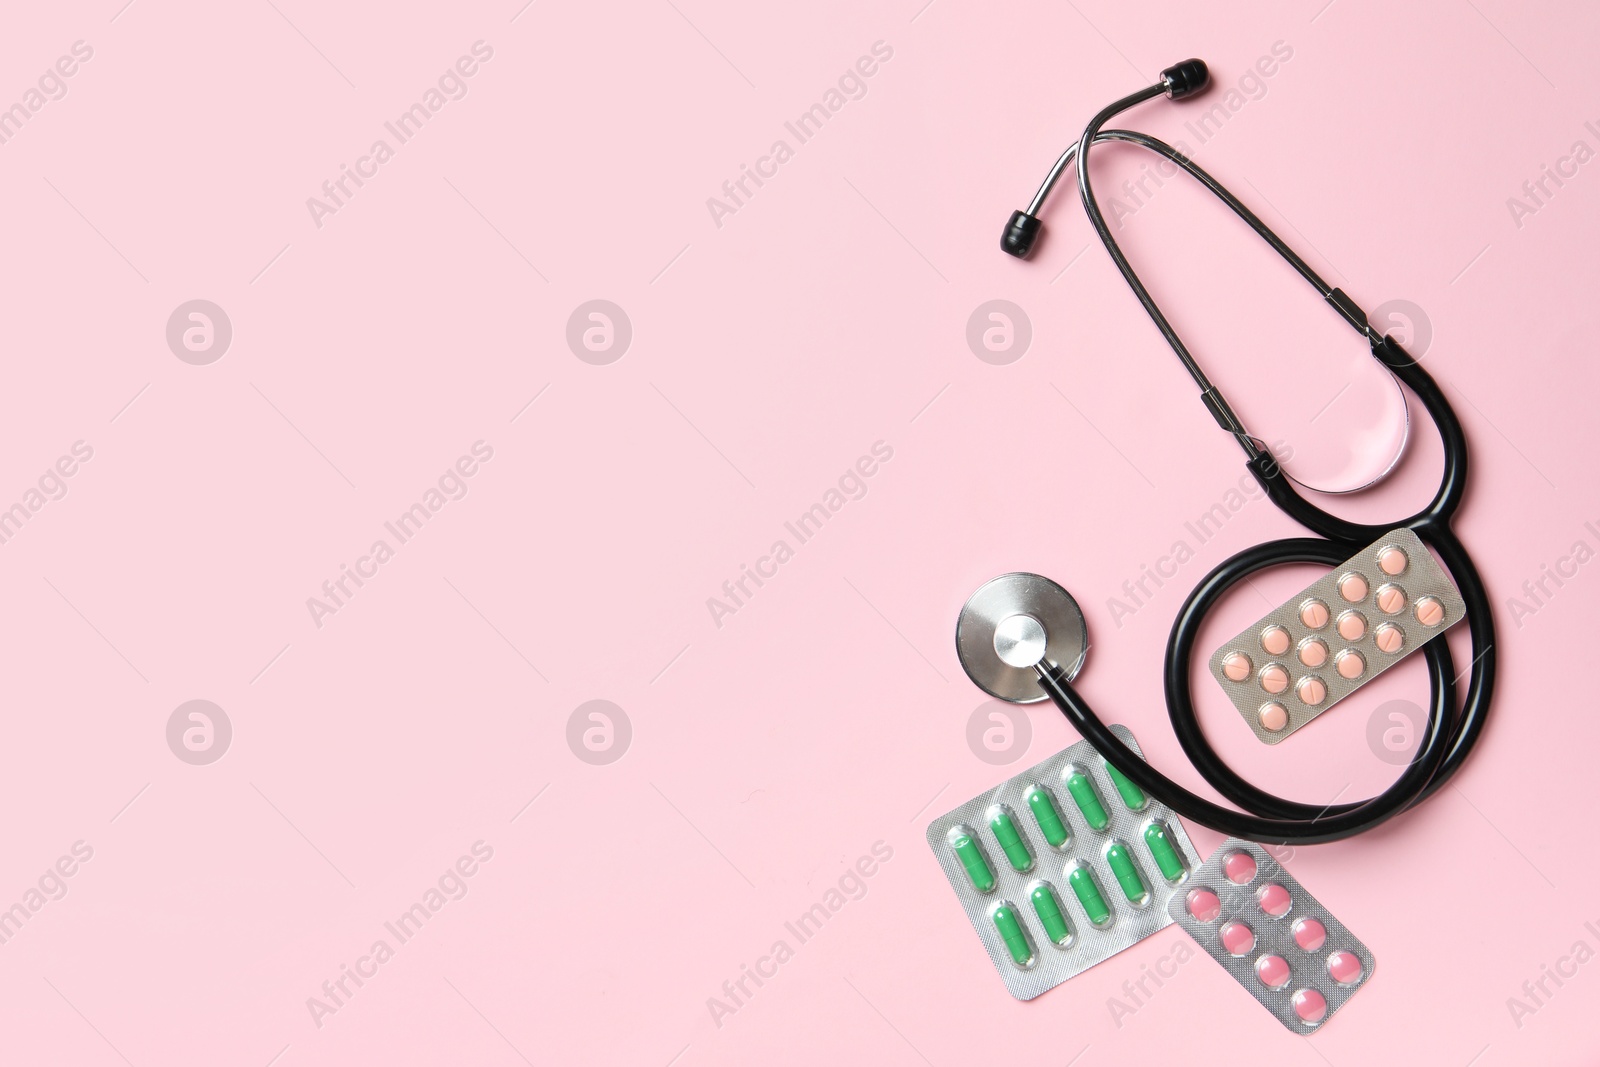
[1006,66,1496,844]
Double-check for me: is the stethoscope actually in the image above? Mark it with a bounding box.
[956,60,1496,845]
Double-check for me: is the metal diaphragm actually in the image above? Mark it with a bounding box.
[956,572,1087,703]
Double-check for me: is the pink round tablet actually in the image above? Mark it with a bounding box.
[1337,572,1368,602]
[1224,851,1257,884]
[1337,611,1366,641]
[1292,988,1328,1024]
[1292,917,1327,951]
[1297,676,1327,706]
[1258,702,1289,732]
[1377,546,1408,575]
[1374,623,1404,654]
[1335,649,1365,680]
[1257,883,1292,917]
[1222,651,1252,682]
[1186,887,1221,923]
[1259,664,1289,694]
[1298,638,1328,668]
[1261,625,1291,656]
[1299,599,1330,629]
[1328,950,1364,985]
[1220,921,1255,956]
[1376,583,1406,614]
[1255,954,1291,990]
[1416,596,1445,627]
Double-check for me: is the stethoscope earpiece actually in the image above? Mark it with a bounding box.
[1000,210,1042,259]
[1001,59,1205,262]
[1160,58,1210,99]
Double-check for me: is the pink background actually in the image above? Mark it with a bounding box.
[1,0,1596,1063]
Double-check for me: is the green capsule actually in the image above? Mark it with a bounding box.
[1030,883,1072,945]
[1068,864,1111,926]
[988,807,1033,872]
[950,830,995,892]
[1143,821,1187,882]
[991,903,1032,965]
[1026,786,1070,848]
[1065,770,1109,831]
[1105,842,1148,904]
[1103,759,1148,811]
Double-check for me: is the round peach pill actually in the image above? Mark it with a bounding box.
[1374,624,1404,654]
[1261,626,1291,656]
[1336,650,1365,680]
[1258,702,1289,732]
[1377,546,1408,575]
[1337,611,1366,641]
[1260,664,1289,694]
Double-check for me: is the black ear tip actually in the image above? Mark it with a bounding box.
[1002,210,1042,258]
[1161,59,1209,99]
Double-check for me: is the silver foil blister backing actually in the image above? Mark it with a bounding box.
[1208,527,1466,743]
[1166,838,1375,1031]
[926,726,1202,1000]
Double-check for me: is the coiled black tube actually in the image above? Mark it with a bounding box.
[1008,77,1495,844]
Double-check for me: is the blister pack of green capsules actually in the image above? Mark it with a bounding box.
[926,726,1202,1000]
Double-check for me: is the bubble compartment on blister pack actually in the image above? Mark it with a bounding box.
[987,804,1035,873]
[947,826,996,893]
[926,726,1203,1000]
[1167,838,1375,1032]
[1207,527,1467,744]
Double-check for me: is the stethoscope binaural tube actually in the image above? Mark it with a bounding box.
[998,60,1496,845]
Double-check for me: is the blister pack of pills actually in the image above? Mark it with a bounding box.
[1168,839,1374,1031]
[1209,527,1465,743]
[926,726,1202,1000]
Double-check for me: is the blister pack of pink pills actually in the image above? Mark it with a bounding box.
[1168,839,1374,1031]
[1209,527,1465,743]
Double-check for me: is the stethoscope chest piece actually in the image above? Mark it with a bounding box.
[956,572,1086,704]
